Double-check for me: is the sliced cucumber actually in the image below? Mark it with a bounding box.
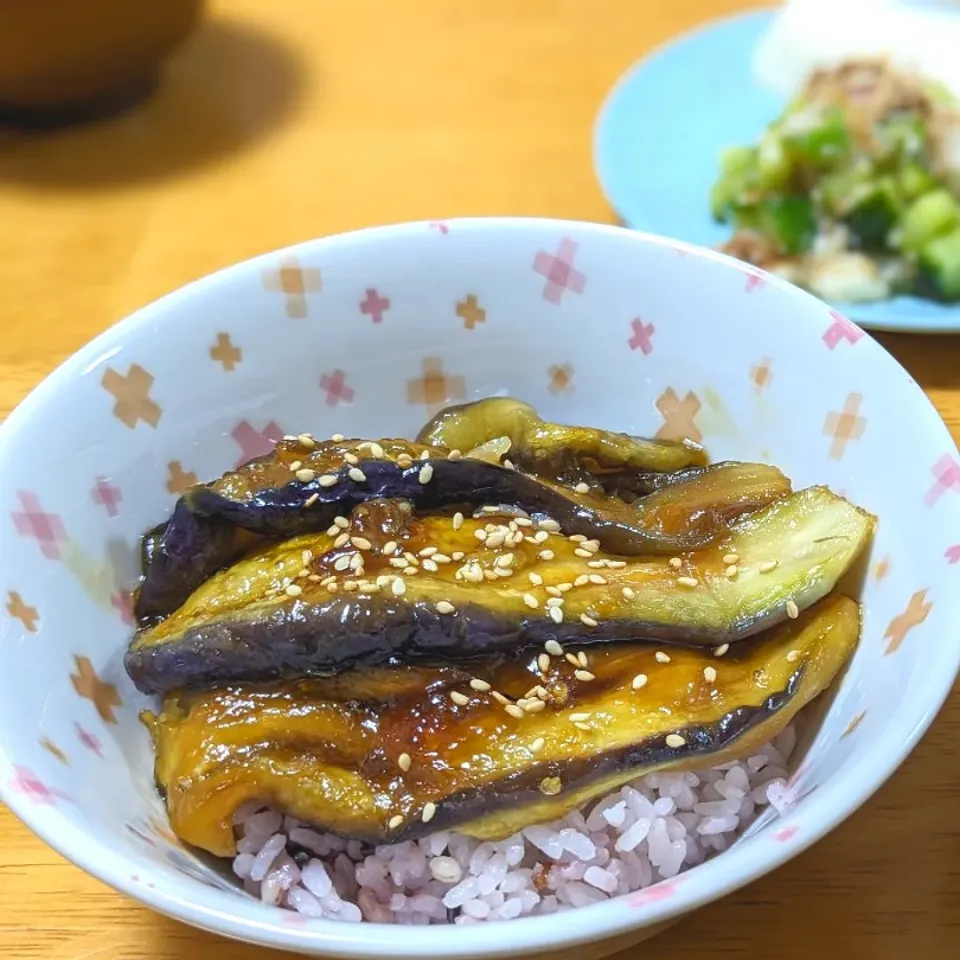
[917,227,960,301]
[899,189,960,252]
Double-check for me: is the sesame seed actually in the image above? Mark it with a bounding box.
[725,564,739,579]
[537,652,551,673]
[289,460,303,471]
[545,639,564,656]
[534,530,550,543]
[786,649,801,662]
[348,467,367,483]
[759,560,779,573]
[307,574,322,583]
[283,584,302,598]
[420,450,430,460]
[419,464,435,484]
[334,516,350,529]
[297,434,315,448]
[574,574,590,587]
[397,454,413,467]
[369,442,385,458]
[533,685,548,699]
[786,600,800,619]
[351,536,373,551]
[569,534,587,543]
[607,560,627,569]
[494,553,514,568]
[677,576,699,588]
[546,585,562,597]
[574,669,595,682]
[398,753,412,772]
[448,448,463,460]
[524,698,546,713]
[422,802,437,824]
[419,546,439,558]
[334,533,350,548]
[577,651,589,668]
[574,482,590,494]
[539,776,562,796]
[714,643,730,657]
[302,549,314,566]
[655,651,671,663]
[296,468,316,483]
[505,704,525,720]
[326,582,339,593]
[404,552,419,564]
[422,558,439,572]
[344,452,359,465]
[349,554,363,572]
[328,524,340,536]
[331,433,345,442]
[305,492,320,507]
[333,554,351,571]
[666,734,686,748]
[632,673,648,690]
[491,691,509,705]
[722,554,739,565]
[539,550,555,560]
[388,557,407,569]
[588,574,607,585]
[470,678,491,692]
[580,613,598,627]
[485,532,505,548]
[523,594,539,609]
[538,519,561,532]
[573,721,592,731]
[530,737,545,753]
[450,690,470,706]
[388,815,404,829]
[668,557,683,570]
[453,512,464,531]
[704,666,717,683]
[549,606,563,624]
[565,652,581,666]
[569,712,592,722]
[382,540,398,555]
[622,586,636,600]
[574,548,593,558]
[528,572,543,586]
[545,597,564,608]
[392,578,406,596]
[452,551,465,561]
[318,474,338,488]
[515,517,533,527]
[436,600,456,615]
[404,565,419,576]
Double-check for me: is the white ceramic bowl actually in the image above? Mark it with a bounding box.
[1,218,958,959]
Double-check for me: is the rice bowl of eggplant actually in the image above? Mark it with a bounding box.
[0,218,957,959]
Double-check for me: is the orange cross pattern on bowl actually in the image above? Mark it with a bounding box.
[406,357,466,414]
[751,357,772,391]
[455,295,486,330]
[101,364,162,429]
[70,655,123,723]
[823,392,866,460]
[209,332,242,371]
[6,591,38,632]
[884,590,932,655]
[547,362,574,395]
[166,461,199,495]
[655,387,701,442]
[40,737,69,765]
[263,258,322,318]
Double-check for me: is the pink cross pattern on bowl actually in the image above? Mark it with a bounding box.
[11,490,68,560]
[320,370,355,407]
[925,454,960,506]
[822,310,864,350]
[231,420,285,467]
[9,766,72,805]
[627,317,655,355]
[533,238,586,304]
[90,477,123,517]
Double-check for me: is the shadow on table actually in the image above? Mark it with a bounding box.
[874,332,960,392]
[0,17,308,191]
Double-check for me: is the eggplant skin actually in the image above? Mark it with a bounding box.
[134,437,787,623]
[148,595,860,856]
[126,486,874,695]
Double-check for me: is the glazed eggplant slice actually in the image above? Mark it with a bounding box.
[147,595,860,855]
[125,486,873,694]
[134,435,788,623]
[417,396,707,478]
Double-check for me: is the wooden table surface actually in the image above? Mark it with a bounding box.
[1,1,959,957]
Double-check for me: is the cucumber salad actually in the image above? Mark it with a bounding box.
[711,59,960,303]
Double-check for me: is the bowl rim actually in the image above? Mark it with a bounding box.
[2,216,958,957]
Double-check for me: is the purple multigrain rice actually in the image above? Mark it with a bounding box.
[230,725,797,924]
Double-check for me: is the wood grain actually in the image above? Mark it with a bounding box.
[1,1,959,957]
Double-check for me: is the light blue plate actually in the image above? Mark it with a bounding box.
[593,8,960,333]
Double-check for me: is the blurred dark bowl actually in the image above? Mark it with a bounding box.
[0,0,205,125]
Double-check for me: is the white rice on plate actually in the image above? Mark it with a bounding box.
[230,726,798,924]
